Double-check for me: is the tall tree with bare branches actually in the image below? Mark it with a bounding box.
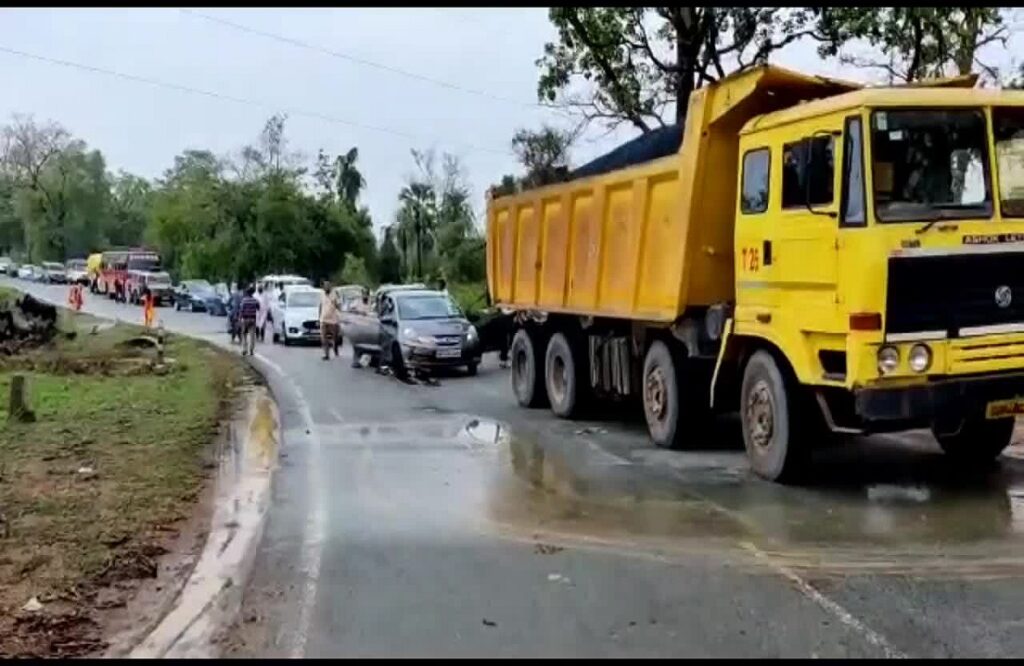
[536,7,819,132]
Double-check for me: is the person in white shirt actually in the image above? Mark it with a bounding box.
[256,285,271,342]
[318,281,342,361]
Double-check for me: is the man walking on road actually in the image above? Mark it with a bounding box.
[319,281,341,361]
[238,286,260,356]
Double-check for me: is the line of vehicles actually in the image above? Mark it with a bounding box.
[0,257,87,284]
[2,249,486,377]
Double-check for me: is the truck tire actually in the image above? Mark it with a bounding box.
[544,331,587,418]
[510,328,548,408]
[740,350,810,483]
[642,339,709,449]
[933,416,1014,466]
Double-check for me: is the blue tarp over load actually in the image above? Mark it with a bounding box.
[569,124,683,180]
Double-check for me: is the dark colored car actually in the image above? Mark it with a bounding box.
[174,279,215,312]
[206,283,229,317]
[378,289,481,376]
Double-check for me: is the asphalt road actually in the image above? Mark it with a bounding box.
[11,278,1024,657]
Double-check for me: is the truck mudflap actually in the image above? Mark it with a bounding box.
[854,371,1024,424]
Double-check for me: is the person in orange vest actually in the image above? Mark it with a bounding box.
[142,286,156,329]
[67,282,84,311]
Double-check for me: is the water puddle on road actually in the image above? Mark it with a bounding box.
[480,420,1024,578]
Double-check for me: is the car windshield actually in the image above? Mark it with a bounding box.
[67,260,86,269]
[288,292,320,308]
[994,107,1024,218]
[184,279,212,291]
[397,294,461,320]
[869,109,991,223]
[43,262,63,270]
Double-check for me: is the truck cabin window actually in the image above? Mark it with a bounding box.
[740,148,770,214]
[994,107,1024,218]
[870,109,990,222]
[781,136,834,209]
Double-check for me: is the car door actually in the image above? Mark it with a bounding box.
[378,296,399,360]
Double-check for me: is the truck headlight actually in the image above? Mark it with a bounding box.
[877,346,900,375]
[909,344,932,373]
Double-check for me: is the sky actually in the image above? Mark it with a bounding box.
[0,8,1020,233]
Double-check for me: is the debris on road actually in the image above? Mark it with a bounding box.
[0,294,58,355]
[534,543,564,555]
[21,597,43,613]
[481,618,497,627]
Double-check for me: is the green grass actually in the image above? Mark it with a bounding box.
[0,300,245,653]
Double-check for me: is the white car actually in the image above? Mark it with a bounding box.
[65,258,89,285]
[271,285,323,345]
[18,264,40,280]
[260,274,312,291]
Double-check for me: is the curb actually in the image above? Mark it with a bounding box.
[129,385,280,658]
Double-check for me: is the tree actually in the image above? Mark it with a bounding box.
[537,7,818,132]
[815,8,1009,83]
[511,125,575,188]
[335,147,365,208]
[378,227,402,284]
[108,171,152,248]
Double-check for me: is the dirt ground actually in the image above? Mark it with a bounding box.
[0,305,249,657]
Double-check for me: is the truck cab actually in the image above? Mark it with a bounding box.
[724,86,1024,479]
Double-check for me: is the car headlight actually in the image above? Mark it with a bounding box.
[466,325,478,342]
[401,328,434,346]
[877,346,900,375]
[908,344,932,373]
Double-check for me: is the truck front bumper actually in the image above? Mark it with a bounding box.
[855,371,1024,424]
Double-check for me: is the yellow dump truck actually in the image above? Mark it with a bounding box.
[486,64,1024,482]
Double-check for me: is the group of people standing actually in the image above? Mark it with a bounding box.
[228,280,340,360]
[229,283,274,357]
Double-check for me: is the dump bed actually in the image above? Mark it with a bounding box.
[486,65,859,323]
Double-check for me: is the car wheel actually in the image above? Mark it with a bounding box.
[282,325,292,346]
[466,361,478,376]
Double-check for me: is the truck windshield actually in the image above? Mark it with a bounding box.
[994,107,1024,218]
[870,109,991,222]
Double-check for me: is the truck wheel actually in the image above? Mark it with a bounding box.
[933,416,1014,465]
[740,350,810,483]
[642,339,708,449]
[545,331,587,418]
[510,328,548,408]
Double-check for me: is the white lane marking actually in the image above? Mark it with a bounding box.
[739,542,907,659]
[253,351,325,659]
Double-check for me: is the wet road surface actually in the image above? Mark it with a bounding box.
[11,278,1024,657]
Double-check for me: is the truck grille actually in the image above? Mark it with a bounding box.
[886,252,1024,338]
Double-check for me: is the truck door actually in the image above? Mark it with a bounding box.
[738,129,843,336]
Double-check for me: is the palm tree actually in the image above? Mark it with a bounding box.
[398,181,437,280]
[335,147,366,208]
